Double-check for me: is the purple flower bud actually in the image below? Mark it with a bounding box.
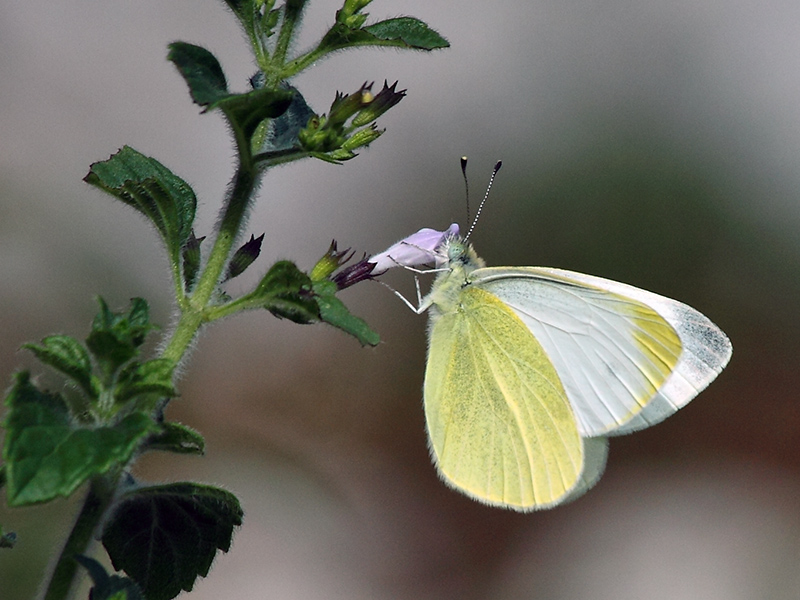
[351,81,407,127]
[331,256,376,290]
[369,223,459,275]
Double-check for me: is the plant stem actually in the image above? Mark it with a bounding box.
[162,164,258,364]
[41,164,260,600]
[266,0,305,87]
[41,478,117,600]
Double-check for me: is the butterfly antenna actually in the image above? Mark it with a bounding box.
[461,156,470,225]
[464,160,502,242]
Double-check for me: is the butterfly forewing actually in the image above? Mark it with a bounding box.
[424,286,584,510]
[541,268,733,435]
[471,267,731,436]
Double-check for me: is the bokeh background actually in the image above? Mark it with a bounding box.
[2,0,800,598]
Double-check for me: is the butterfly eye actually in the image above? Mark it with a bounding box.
[447,239,466,261]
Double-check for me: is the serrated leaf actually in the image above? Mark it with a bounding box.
[320,17,449,53]
[84,147,197,261]
[114,359,176,404]
[102,483,243,600]
[144,422,205,456]
[87,298,154,376]
[225,233,264,281]
[313,280,380,346]
[168,42,293,148]
[2,372,156,506]
[76,555,145,600]
[254,261,319,324]
[22,335,99,399]
[363,17,450,49]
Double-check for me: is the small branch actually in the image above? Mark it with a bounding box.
[266,1,305,87]
[252,148,313,169]
[41,478,117,600]
[161,164,258,366]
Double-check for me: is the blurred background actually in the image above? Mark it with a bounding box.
[2,0,800,598]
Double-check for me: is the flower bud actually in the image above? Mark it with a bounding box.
[341,124,383,152]
[310,240,354,281]
[351,81,406,128]
[328,82,373,128]
[336,0,373,27]
[310,241,377,290]
[331,257,376,290]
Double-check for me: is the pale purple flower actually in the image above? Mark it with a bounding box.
[369,223,459,275]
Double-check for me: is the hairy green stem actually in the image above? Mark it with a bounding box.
[170,249,189,312]
[163,165,258,364]
[281,48,325,80]
[41,478,117,600]
[266,1,305,87]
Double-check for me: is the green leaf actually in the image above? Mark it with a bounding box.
[144,422,205,456]
[126,297,150,331]
[363,17,450,49]
[313,280,380,346]
[76,555,144,600]
[22,335,99,399]
[102,483,243,600]
[2,372,156,506]
[114,359,177,404]
[167,43,230,106]
[84,147,197,262]
[86,298,154,376]
[0,525,16,549]
[319,17,449,53]
[168,42,293,152]
[254,261,319,324]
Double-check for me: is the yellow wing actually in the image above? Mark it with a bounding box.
[424,286,586,510]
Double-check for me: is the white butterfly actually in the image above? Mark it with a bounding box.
[372,221,732,510]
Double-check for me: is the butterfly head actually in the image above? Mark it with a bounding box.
[440,233,485,272]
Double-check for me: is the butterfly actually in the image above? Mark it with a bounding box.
[370,166,732,511]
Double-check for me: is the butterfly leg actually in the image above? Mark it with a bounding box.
[385,254,448,275]
[375,279,427,314]
[376,257,447,314]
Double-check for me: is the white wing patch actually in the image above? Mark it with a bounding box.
[471,267,732,436]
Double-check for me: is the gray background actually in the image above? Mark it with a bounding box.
[2,1,800,598]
